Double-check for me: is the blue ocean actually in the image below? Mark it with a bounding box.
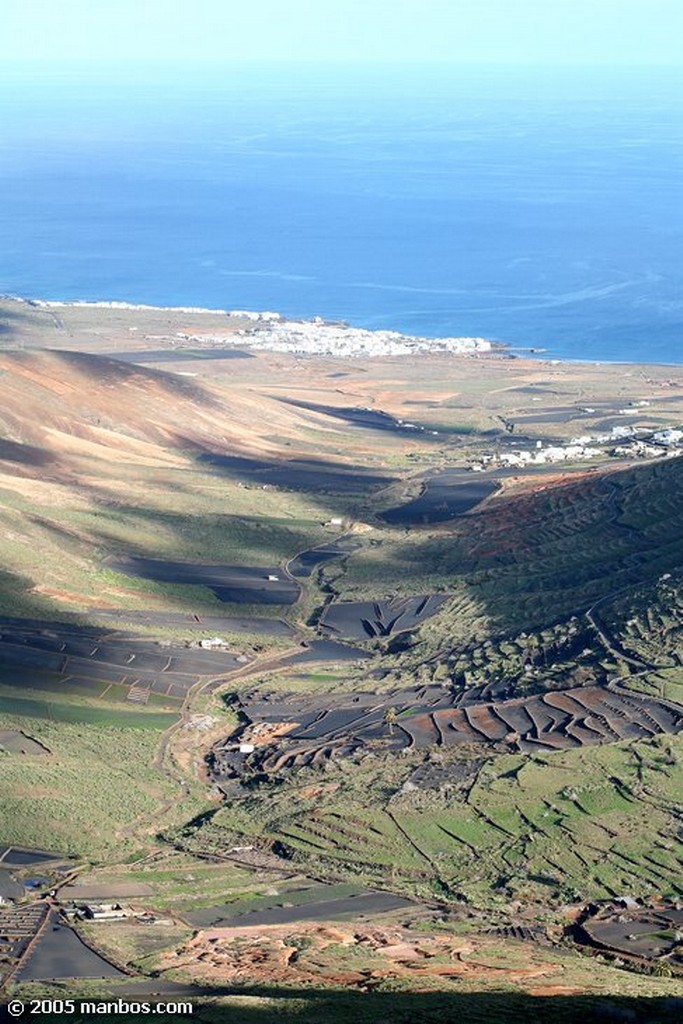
[1,62,681,363]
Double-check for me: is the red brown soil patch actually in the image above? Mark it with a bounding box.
[528,985,583,997]
[243,721,299,746]
[159,921,570,993]
[32,585,106,608]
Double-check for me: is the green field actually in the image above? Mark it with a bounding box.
[0,702,199,858]
[0,687,177,729]
[178,733,683,909]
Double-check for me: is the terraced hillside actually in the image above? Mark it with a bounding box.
[192,727,683,908]
[339,455,683,635]
[183,455,683,915]
[211,682,682,781]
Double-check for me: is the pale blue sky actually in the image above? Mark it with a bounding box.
[3,0,682,65]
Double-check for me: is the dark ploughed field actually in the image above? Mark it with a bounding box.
[287,536,361,579]
[283,640,370,665]
[14,910,127,982]
[212,683,683,779]
[0,617,246,702]
[183,885,413,929]
[107,556,299,605]
[320,594,447,639]
[90,608,295,635]
[380,468,499,525]
[0,846,66,866]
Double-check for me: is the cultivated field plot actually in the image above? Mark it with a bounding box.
[0,870,24,901]
[0,902,47,981]
[0,846,67,867]
[197,452,395,494]
[211,682,682,779]
[287,535,361,579]
[91,608,295,636]
[282,640,371,665]
[400,685,683,753]
[380,468,499,525]
[581,905,683,967]
[0,616,245,703]
[14,910,127,982]
[108,556,299,605]
[320,594,448,639]
[183,883,413,929]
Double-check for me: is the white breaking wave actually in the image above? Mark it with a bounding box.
[12,296,279,318]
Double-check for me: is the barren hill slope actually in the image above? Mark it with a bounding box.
[0,349,389,616]
[0,348,325,464]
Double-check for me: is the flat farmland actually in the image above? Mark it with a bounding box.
[0,616,247,707]
[14,910,127,983]
[107,556,299,606]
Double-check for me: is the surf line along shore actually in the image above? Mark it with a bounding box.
[10,295,496,358]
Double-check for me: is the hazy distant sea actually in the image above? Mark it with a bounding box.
[1,62,682,363]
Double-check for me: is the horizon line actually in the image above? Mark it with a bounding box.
[2,57,682,68]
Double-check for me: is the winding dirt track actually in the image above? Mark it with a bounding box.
[119,644,306,842]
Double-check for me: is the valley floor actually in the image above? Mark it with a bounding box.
[0,298,682,1018]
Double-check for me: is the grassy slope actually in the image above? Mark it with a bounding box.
[0,347,374,617]
[0,711,194,858]
[338,457,683,625]
[177,733,682,908]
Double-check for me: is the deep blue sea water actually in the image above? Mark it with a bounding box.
[1,62,682,362]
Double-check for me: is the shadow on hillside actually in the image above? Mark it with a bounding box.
[0,304,29,336]
[2,986,680,1024]
[0,569,88,625]
[51,501,330,569]
[173,432,397,503]
[0,438,58,466]
[49,349,223,407]
[350,454,683,636]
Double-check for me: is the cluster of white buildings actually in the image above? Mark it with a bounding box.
[572,425,683,459]
[179,317,492,358]
[471,424,683,471]
[493,442,603,469]
[23,297,493,357]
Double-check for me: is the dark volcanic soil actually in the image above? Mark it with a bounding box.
[380,469,499,525]
[107,556,299,605]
